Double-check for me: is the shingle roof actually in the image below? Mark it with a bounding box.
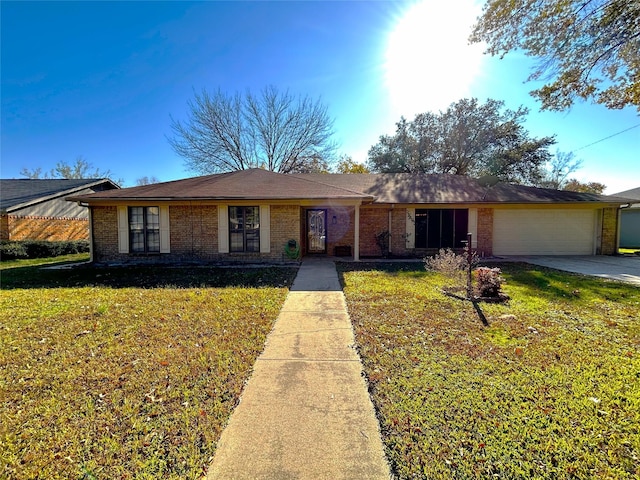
[294,173,632,204]
[613,187,640,200]
[68,169,372,202]
[66,169,632,205]
[1,178,118,211]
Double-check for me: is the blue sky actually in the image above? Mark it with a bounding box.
[2,0,638,193]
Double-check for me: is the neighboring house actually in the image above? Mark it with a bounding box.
[67,169,632,264]
[1,179,119,242]
[613,187,640,248]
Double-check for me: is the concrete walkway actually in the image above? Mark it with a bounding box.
[207,258,391,479]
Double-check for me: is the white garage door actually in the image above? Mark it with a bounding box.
[493,209,596,255]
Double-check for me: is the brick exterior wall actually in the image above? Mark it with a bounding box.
[89,202,620,263]
[2,215,89,241]
[326,206,356,257]
[0,215,8,241]
[91,204,302,264]
[476,208,493,257]
[271,205,301,259]
[92,206,119,261]
[169,205,218,260]
[600,207,619,255]
[390,208,407,255]
[358,207,389,257]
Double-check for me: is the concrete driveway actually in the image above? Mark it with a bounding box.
[505,255,640,286]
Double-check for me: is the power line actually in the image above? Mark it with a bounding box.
[573,123,640,152]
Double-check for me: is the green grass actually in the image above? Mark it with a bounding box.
[0,252,90,270]
[1,259,297,479]
[338,262,640,479]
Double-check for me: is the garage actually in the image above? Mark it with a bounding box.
[493,209,597,255]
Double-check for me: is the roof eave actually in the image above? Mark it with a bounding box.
[7,179,119,212]
[67,195,374,204]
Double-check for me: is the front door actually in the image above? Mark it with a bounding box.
[307,209,327,253]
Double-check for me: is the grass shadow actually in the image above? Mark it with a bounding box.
[0,263,299,290]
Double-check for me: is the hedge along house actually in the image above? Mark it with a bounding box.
[1,178,119,242]
[67,169,632,264]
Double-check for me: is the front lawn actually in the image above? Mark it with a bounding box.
[0,261,297,479]
[338,262,640,479]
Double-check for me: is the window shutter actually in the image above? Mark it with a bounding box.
[468,208,478,248]
[159,206,170,253]
[260,205,270,253]
[405,208,415,249]
[117,206,129,254]
[218,205,229,253]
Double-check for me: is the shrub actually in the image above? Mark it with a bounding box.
[0,240,89,261]
[0,241,28,260]
[424,248,477,292]
[375,230,390,257]
[475,266,505,297]
[424,248,467,279]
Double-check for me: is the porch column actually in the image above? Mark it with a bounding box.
[354,202,360,261]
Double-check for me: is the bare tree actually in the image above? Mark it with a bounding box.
[168,85,337,174]
[20,156,122,185]
[538,151,583,189]
[136,176,161,186]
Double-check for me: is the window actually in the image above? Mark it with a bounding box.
[229,206,260,252]
[129,206,160,253]
[415,209,468,249]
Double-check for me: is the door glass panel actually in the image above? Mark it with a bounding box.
[307,210,326,253]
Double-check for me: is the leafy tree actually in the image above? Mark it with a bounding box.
[538,151,583,189]
[367,98,555,184]
[470,0,640,111]
[335,156,370,174]
[20,156,122,185]
[169,85,337,174]
[563,179,606,194]
[136,176,161,186]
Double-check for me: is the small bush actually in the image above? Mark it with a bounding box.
[424,248,467,280]
[475,266,505,297]
[0,240,89,261]
[0,242,28,260]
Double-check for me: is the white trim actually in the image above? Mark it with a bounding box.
[159,205,170,253]
[260,205,270,253]
[218,205,229,253]
[117,206,129,254]
[405,208,415,249]
[468,208,478,249]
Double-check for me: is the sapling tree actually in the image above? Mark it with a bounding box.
[424,236,508,326]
